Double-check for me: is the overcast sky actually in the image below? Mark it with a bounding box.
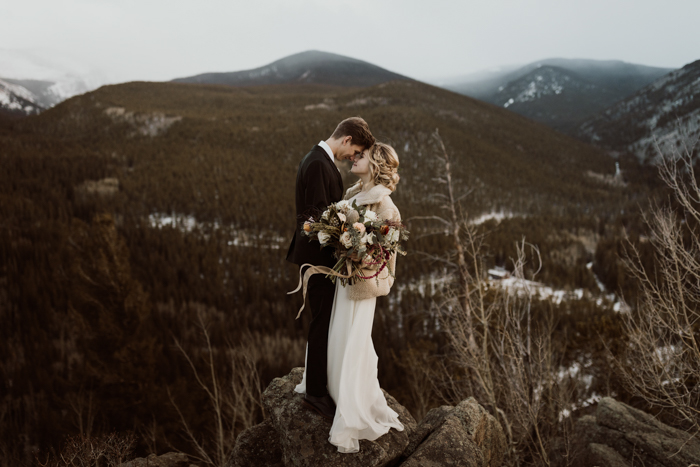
[1,0,699,85]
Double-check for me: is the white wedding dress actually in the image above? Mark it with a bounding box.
[294,272,405,453]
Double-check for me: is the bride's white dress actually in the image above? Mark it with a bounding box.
[294,273,404,453]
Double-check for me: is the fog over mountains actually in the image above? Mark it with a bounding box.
[3,48,697,164]
[443,58,674,132]
[0,49,108,116]
[0,78,43,116]
[172,50,413,88]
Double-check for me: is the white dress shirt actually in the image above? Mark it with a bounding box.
[319,140,340,172]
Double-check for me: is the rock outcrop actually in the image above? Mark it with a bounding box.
[119,452,193,467]
[401,399,506,467]
[230,417,285,467]
[575,397,700,467]
[229,367,507,467]
[230,367,416,467]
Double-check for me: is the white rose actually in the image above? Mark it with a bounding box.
[337,212,346,223]
[364,210,378,222]
[340,231,353,248]
[318,231,331,244]
[336,200,351,210]
[391,229,400,243]
[322,210,330,220]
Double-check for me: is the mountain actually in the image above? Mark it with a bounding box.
[4,78,656,293]
[0,77,72,110]
[0,78,44,117]
[443,59,674,133]
[577,59,700,161]
[18,79,627,221]
[1,78,662,462]
[0,74,101,111]
[172,50,412,87]
[0,48,109,111]
[493,66,620,131]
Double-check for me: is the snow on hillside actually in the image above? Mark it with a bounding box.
[387,266,624,320]
[499,67,588,108]
[469,210,518,225]
[0,78,35,102]
[147,212,287,249]
[579,60,700,160]
[0,78,41,115]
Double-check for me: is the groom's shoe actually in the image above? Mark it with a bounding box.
[302,394,336,421]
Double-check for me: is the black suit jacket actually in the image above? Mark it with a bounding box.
[286,145,344,267]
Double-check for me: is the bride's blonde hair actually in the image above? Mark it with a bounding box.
[355,142,400,192]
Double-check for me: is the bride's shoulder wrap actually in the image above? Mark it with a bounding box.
[344,184,400,301]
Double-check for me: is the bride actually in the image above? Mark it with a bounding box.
[294,142,405,453]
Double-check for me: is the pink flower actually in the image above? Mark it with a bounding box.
[353,222,366,234]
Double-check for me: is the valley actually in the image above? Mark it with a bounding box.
[0,75,680,463]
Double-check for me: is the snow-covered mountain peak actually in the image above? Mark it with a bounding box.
[0,48,110,111]
[0,78,42,116]
[499,66,594,108]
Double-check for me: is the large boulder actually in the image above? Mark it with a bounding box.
[228,418,284,467]
[400,398,506,467]
[404,405,454,457]
[260,367,417,467]
[575,397,700,467]
[230,367,507,467]
[119,452,192,467]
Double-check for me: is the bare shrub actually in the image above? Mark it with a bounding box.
[414,130,578,466]
[136,415,159,455]
[393,339,442,421]
[37,432,135,467]
[65,388,95,438]
[618,138,700,435]
[169,310,263,467]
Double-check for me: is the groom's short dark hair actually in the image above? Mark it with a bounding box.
[331,117,375,149]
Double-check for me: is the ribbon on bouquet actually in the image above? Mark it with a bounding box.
[287,262,353,319]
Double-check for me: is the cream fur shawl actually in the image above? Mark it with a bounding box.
[344,183,401,301]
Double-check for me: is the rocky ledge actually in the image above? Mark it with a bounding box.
[575,397,700,467]
[228,367,506,467]
[119,452,194,467]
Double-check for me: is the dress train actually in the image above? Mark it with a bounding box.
[294,281,404,453]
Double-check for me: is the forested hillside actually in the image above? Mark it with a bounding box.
[0,79,668,465]
[578,59,700,161]
[443,58,673,133]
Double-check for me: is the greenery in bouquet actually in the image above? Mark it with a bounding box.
[302,200,409,285]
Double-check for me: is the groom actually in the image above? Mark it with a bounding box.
[286,117,375,420]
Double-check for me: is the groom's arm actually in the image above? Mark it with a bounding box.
[303,160,334,213]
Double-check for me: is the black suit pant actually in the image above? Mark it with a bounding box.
[305,271,336,397]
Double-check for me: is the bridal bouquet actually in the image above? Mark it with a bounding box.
[302,200,409,285]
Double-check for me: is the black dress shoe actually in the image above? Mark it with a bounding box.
[302,393,336,421]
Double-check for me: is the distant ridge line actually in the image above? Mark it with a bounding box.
[172,50,413,88]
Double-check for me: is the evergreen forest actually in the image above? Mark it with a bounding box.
[0,80,683,465]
